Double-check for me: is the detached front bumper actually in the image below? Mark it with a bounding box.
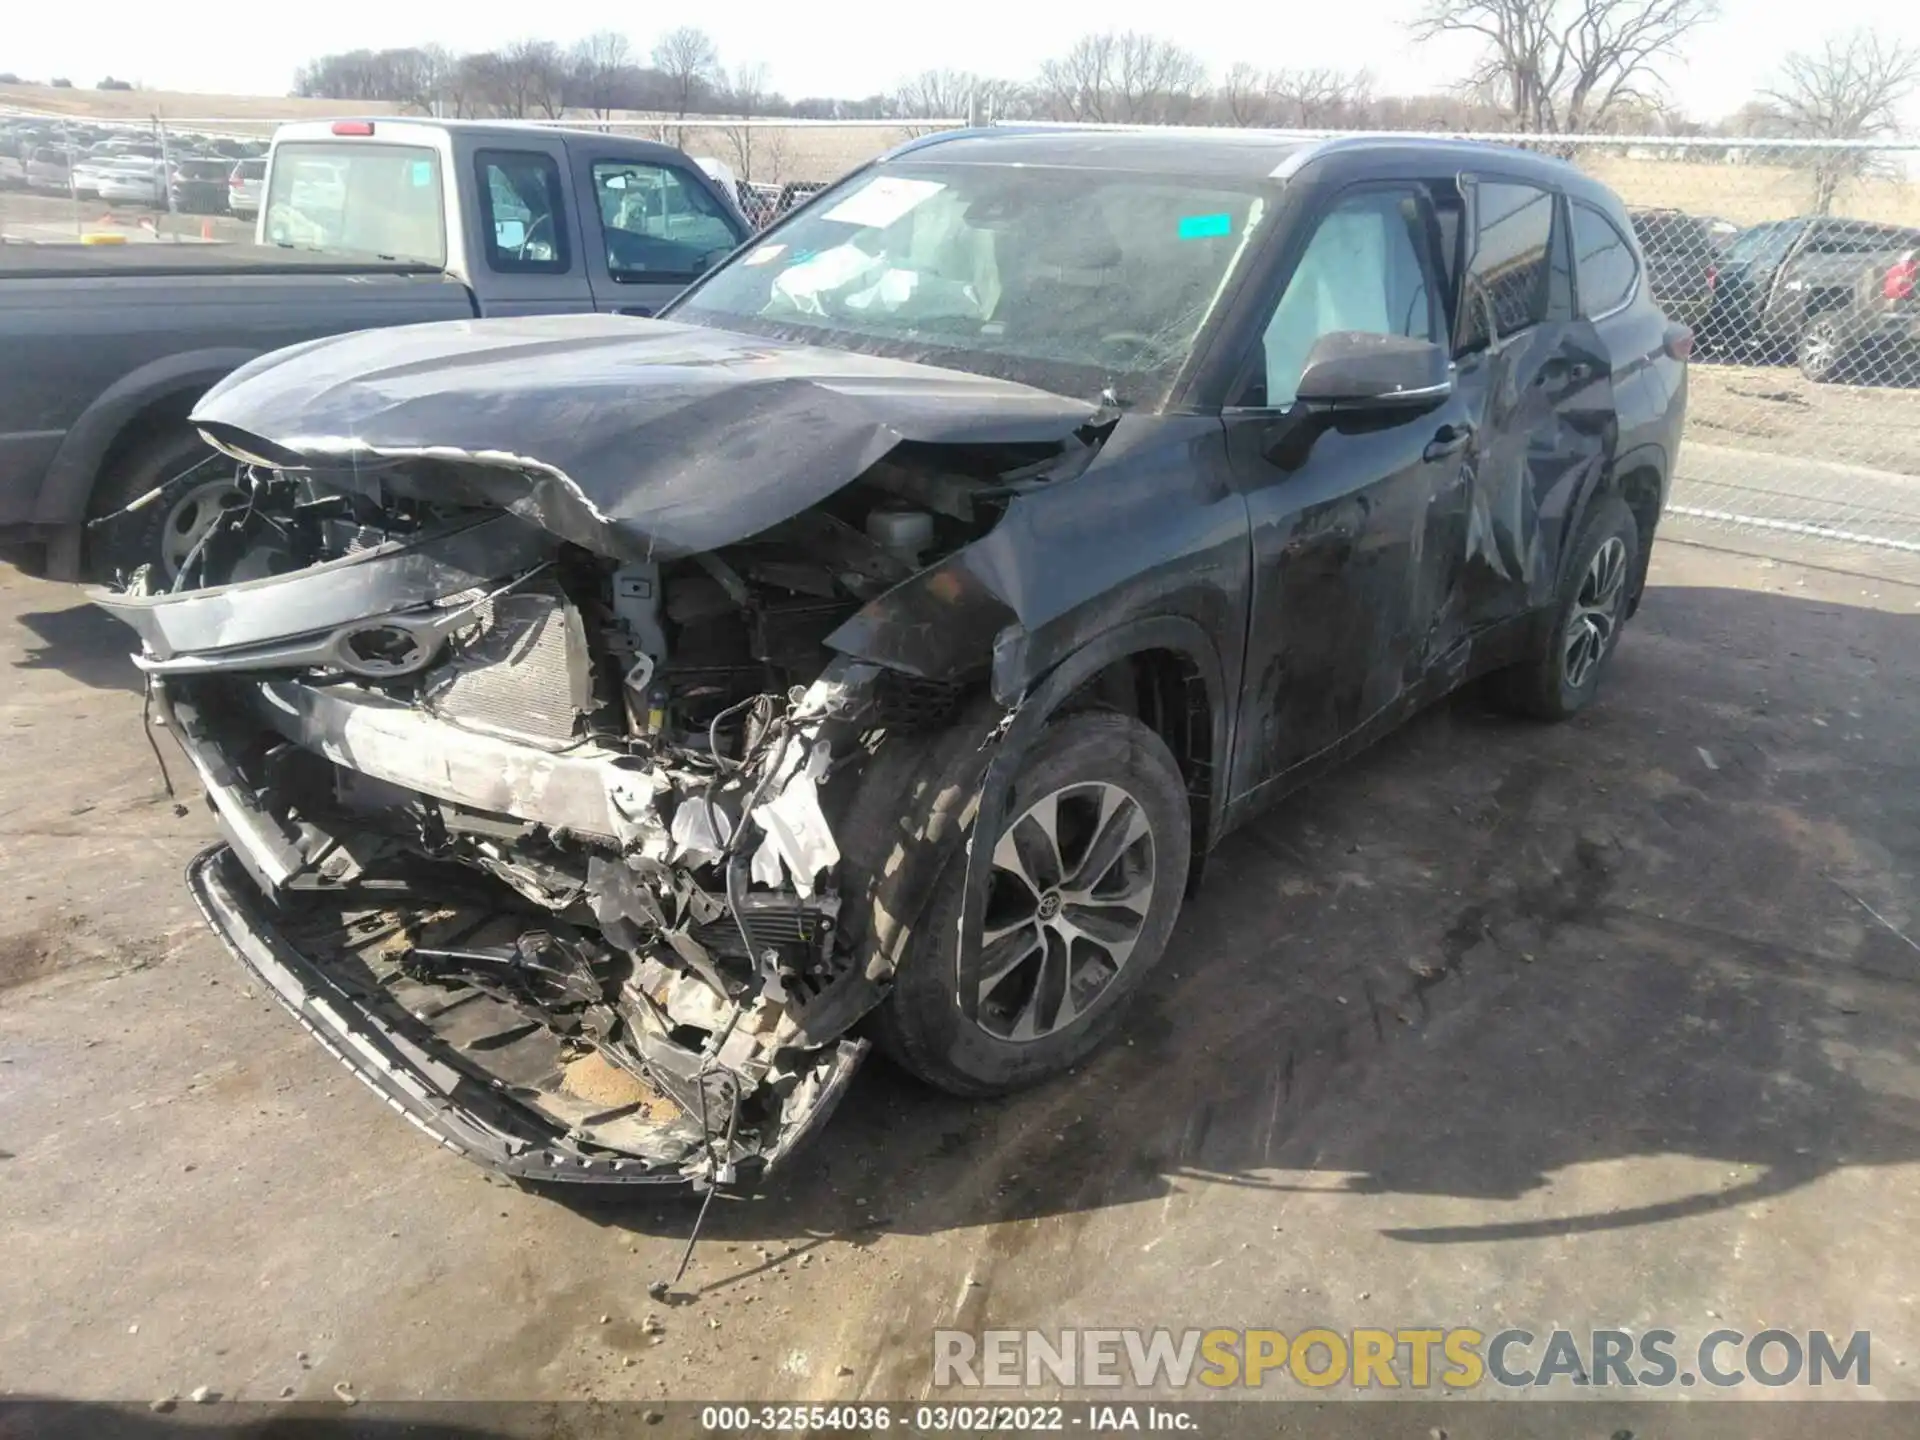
[188,844,701,1185]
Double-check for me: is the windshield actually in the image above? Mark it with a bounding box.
[671,161,1271,406]
[263,141,445,266]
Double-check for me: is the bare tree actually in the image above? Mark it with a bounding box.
[654,26,721,118]
[1038,31,1206,124]
[505,38,569,119]
[1218,64,1372,128]
[1758,31,1920,212]
[1412,0,1717,132]
[570,31,634,119]
[895,69,973,121]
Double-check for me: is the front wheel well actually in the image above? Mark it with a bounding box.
[1076,647,1217,884]
[87,391,205,518]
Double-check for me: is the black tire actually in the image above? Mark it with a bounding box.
[1798,314,1850,384]
[1487,494,1640,722]
[86,426,243,585]
[869,710,1192,1097]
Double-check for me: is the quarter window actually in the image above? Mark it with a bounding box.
[1461,181,1554,348]
[476,150,570,275]
[1244,189,1438,408]
[1572,202,1638,316]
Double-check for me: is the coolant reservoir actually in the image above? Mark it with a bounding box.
[866,507,934,570]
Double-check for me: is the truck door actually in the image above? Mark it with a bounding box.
[567,147,750,315]
[1448,176,1616,632]
[466,142,595,316]
[1221,182,1477,802]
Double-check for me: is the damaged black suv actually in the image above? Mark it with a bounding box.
[95,129,1687,1188]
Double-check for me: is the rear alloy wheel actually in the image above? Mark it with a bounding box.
[1487,494,1640,721]
[1798,315,1849,384]
[872,709,1191,1096]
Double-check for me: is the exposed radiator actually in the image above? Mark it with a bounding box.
[421,584,592,751]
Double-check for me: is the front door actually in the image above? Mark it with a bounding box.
[1222,183,1477,804]
[571,152,749,315]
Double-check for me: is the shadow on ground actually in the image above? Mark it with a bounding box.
[548,583,1920,1276]
[12,600,142,693]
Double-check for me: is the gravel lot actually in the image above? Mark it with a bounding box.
[3,537,1918,1413]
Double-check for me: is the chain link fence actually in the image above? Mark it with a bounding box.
[5,109,1918,577]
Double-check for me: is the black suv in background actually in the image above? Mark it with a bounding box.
[1630,207,1729,332]
[101,131,1689,1187]
[1702,215,1920,370]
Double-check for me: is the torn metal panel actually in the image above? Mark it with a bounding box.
[192,314,1101,562]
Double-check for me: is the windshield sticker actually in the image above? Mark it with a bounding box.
[743,243,786,266]
[1178,213,1233,240]
[410,159,432,187]
[820,176,946,229]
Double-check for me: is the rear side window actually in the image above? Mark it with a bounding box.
[1572,202,1638,317]
[1461,181,1554,349]
[477,149,571,275]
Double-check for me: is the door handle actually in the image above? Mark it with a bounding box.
[1423,422,1475,462]
[617,304,655,317]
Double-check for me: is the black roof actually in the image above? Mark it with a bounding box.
[885,126,1604,197]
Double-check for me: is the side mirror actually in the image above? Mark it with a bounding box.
[1295,331,1452,411]
[493,218,527,251]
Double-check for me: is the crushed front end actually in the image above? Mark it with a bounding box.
[93,455,1008,1187]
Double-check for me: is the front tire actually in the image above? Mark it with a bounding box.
[87,427,245,585]
[1798,315,1850,384]
[872,710,1192,1096]
[1487,495,1640,722]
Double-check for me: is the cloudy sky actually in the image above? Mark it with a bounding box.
[7,0,1918,126]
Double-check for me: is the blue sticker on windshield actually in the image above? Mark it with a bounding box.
[1178,213,1232,240]
[410,160,432,187]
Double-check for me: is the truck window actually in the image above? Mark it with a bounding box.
[1571,201,1638,317]
[1244,188,1438,409]
[476,150,571,275]
[591,161,742,282]
[264,142,445,266]
[1460,180,1555,349]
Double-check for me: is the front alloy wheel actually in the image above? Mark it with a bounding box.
[867,709,1192,1096]
[977,781,1156,1042]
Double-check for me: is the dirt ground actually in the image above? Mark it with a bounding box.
[1689,361,1920,478]
[2,535,1918,1409]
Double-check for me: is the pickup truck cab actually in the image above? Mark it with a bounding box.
[0,119,751,582]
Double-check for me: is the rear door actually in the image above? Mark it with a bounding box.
[465,139,595,316]
[566,146,750,315]
[1447,175,1617,633]
[1221,182,1477,801]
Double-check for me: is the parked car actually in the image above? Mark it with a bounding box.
[96,157,166,207]
[1792,248,1920,385]
[169,157,232,213]
[0,119,751,583]
[94,129,1688,1189]
[1629,208,1722,332]
[24,145,72,193]
[69,156,120,198]
[0,152,24,190]
[226,157,265,216]
[1700,215,1920,366]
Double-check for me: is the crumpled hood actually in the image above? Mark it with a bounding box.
[193,313,1101,558]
